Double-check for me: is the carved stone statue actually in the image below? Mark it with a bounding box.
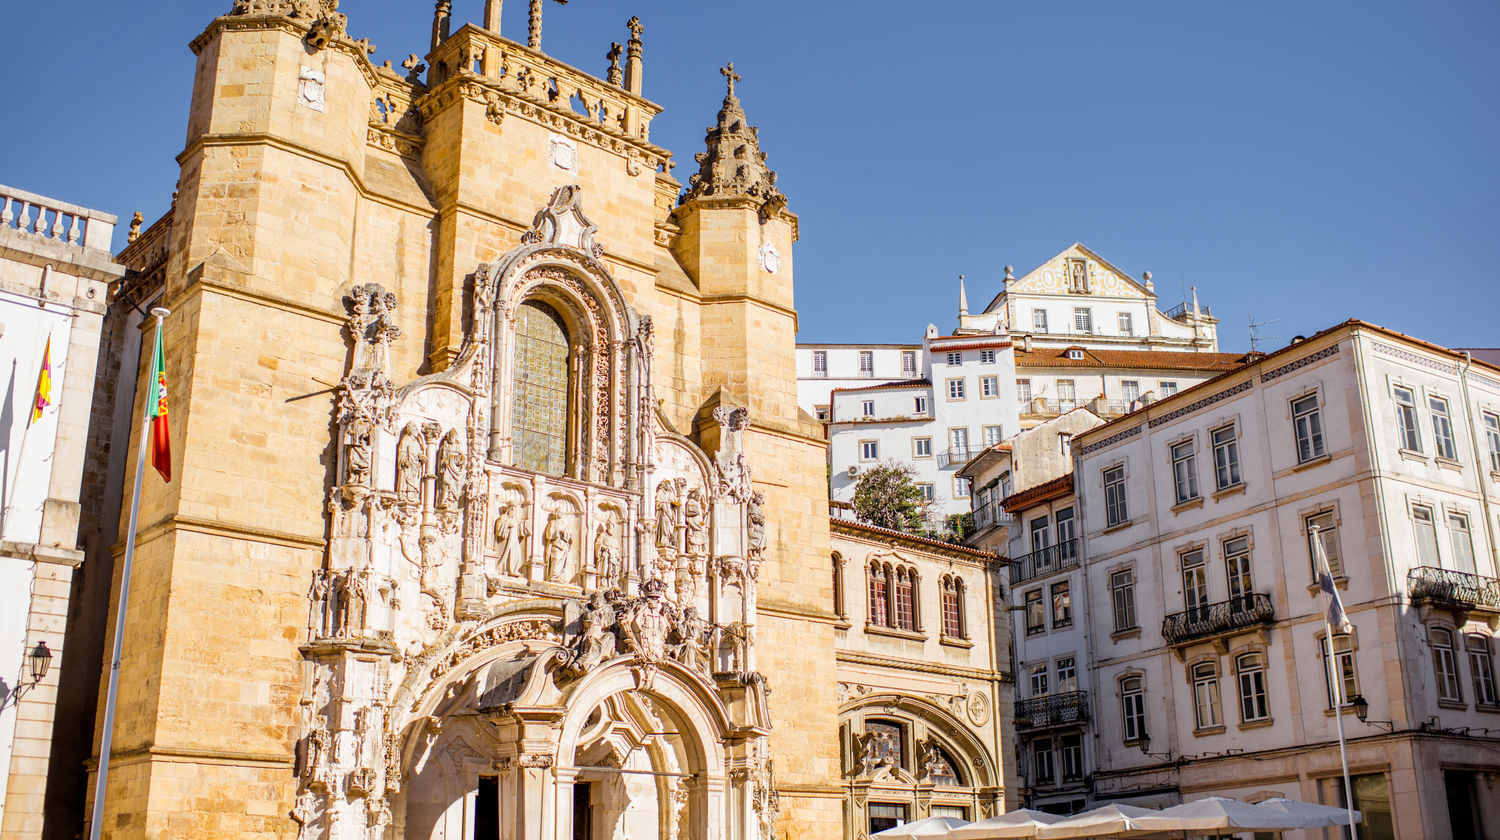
[671,606,712,675]
[494,501,529,577]
[306,715,331,788]
[396,423,426,507]
[723,621,750,675]
[435,429,465,510]
[654,480,679,551]
[543,512,574,581]
[592,516,621,589]
[291,789,317,840]
[336,569,368,637]
[712,406,753,503]
[344,417,373,487]
[746,491,767,558]
[919,737,946,782]
[622,578,674,664]
[570,592,618,674]
[683,488,708,557]
[309,570,332,639]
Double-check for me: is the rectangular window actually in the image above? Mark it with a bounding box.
[1192,662,1222,729]
[1292,394,1325,463]
[1306,510,1342,577]
[1032,738,1055,785]
[1449,511,1477,574]
[1059,433,1073,459]
[1236,652,1270,722]
[1323,633,1357,707]
[1432,628,1463,703]
[1059,733,1084,781]
[983,425,1003,446]
[1212,425,1242,490]
[1160,381,1178,397]
[1074,307,1093,334]
[1469,635,1498,707]
[1413,505,1440,567]
[868,567,888,627]
[1121,380,1140,404]
[913,437,933,458]
[812,350,828,378]
[950,427,969,458]
[858,350,874,378]
[1118,312,1134,336]
[1346,774,1395,840]
[1486,412,1500,473]
[980,375,999,397]
[1171,440,1200,504]
[1120,677,1146,742]
[868,803,908,835]
[1056,656,1078,693]
[815,406,829,421]
[862,399,875,417]
[941,580,963,638]
[1181,549,1209,617]
[916,482,934,502]
[1394,386,1421,452]
[1032,309,1049,333]
[1051,581,1072,628]
[1224,536,1253,606]
[1057,379,1077,411]
[953,476,971,498]
[1429,395,1457,460]
[1030,516,1051,553]
[1029,663,1049,697]
[946,351,962,366]
[901,349,918,377]
[860,440,879,461]
[914,395,928,414]
[980,349,996,364]
[1103,466,1128,527]
[1055,508,1076,559]
[1017,379,1033,407]
[1025,590,1044,634]
[947,378,966,400]
[1111,570,1137,631]
[893,571,915,631]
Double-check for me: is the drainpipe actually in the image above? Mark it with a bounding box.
[1458,352,1500,573]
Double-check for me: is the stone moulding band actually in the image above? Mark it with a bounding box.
[1259,342,1339,383]
[1147,379,1254,428]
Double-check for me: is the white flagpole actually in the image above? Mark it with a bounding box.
[1313,525,1359,839]
[88,306,168,840]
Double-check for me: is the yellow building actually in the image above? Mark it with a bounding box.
[62,4,1014,839]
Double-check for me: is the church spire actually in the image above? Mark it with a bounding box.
[681,63,786,215]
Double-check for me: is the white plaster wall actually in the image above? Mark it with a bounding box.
[0,293,72,545]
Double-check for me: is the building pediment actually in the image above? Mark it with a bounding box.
[994,243,1152,304]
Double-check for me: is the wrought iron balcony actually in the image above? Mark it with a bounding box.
[1408,566,1500,614]
[1015,691,1089,731]
[936,447,974,468]
[974,503,1016,531]
[1161,593,1274,646]
[1164,301,1212,320]
[1009,539,1079,584]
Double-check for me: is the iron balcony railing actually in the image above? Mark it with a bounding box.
[1161,593,1275,646]
[1015,691,1089,731]
[936,447,974,468]
[1164,301,1213,320]
[1408,566,1500,613]
[1009,539,1079,584]
[974,504,1016,531]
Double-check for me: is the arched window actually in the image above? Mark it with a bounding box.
[511,300,571,475]
[941,576,966,639]
[893,568,916,631]
[868,564,889,627]
[922,740,963,786]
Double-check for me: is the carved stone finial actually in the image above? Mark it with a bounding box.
[606,42,623,86]
[627,15,643,42]
[127,211,143,243]
[680,63,785,214]
[623,17,644,95]
[529,0,569,50]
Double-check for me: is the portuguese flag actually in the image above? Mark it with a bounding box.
[147,324,171,482]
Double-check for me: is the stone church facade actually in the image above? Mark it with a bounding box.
[59,3,1013,840]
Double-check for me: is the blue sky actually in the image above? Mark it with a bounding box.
[3,2,1496,351]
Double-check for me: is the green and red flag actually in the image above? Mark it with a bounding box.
[147,326,171,482]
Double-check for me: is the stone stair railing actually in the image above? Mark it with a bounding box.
[0,184,117,252]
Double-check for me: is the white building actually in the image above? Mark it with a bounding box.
[0,184,121,835]
[969,319,1500,835]
[826,328,1020,523]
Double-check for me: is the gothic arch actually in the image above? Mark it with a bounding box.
[840,693,998,789]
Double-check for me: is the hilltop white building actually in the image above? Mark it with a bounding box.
[964,319,1500,835]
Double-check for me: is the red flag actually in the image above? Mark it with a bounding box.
[147,324,171,482]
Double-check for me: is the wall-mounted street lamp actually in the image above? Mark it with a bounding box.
[1348,694,1394,732]
[1135,731,1176,764]
[0,641,53,712]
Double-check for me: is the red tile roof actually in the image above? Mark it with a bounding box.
[1001,474,1075,513]
[1015,347,1259,372]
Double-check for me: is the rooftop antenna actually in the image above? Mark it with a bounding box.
[1248,313,1282,354]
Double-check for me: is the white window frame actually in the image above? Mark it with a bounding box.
[1431,626,1463,703]
[1171,439,1200,504]
[1236,651,1270,723]
[901,349,918,377]
[1103,465,1128,527]
[1393,385,1421,452]
[1305,508,1342,578]
[914,395,928,414]
[1032,308,1048,333]
[1468,634,1498,707]
[945,351,962,366]
[947,378,966,400]
[1160,381,1178,397]
[1074,307,1093,334]
[1448,510,1477,574]
[980,375,999,398]
[913,437,933,459]
[1120,676,1146,742]
[1111,569,1137,632]
[859,440,879,462]
[983,425,1003,446]
[1485,411,1500,473]
[1121,380,1140,404]
[862,399,875,417]
[1211,424,1242,490]
[1191,661,1223,730]
[1429,393,1457,460]
[1292,392,1326,463]
[980,349,997,364]
[857,350,874,378]
[916,482,934,502]
[953,475,972,499]
[1412,503,1440,567]
[812,350,828,378]
[1118,311,1133,336]
[1322,632,1358,708]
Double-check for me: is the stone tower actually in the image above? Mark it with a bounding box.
[78,2,839,839]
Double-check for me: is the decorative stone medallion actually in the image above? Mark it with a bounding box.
[758,242,780,274]
[549,135,579,172]
[299,68,326,112]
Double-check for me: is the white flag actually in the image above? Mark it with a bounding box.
[1312,527,1351,633]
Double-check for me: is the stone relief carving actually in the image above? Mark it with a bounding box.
[590,512,623,590]
[396,423,426,508]
[712,406,752,503]
[493,498,530,579]
[435,429,466,511]
[542,510,576,582]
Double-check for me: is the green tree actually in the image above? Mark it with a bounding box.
[852,461,928,532]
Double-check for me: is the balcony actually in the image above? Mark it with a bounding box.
[936,447,974,468]
[1164,301,1212,321]
[973,503,1016,532]
[1009,539,1078,585]
[1161,593,1274,647]
[1408,566,1500,614]
[1015,691,1089,731]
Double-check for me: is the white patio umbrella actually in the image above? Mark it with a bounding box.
[1257,797,1363,828]
[1133,797,1301,835]
[1034,803,1161,839]
[872,816,972,839]
[948,809,1065,839]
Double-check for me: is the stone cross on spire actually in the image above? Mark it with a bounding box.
[720,62,741,98]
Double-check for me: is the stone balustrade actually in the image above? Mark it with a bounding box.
[0,184,116,252]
